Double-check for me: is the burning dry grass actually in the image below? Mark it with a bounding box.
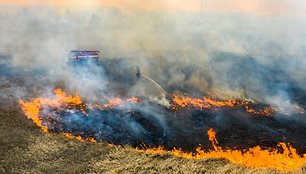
[136,129,306,172]
[1,109,306,173]
[16,88,306,172]
[1,76,306,173]
[1,111,301,174]
[172,94,275,116]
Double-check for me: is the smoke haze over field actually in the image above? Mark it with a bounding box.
[2,3,306,173]
[2,0,306,15]
[1,3,306,114]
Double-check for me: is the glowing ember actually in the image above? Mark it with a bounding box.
[137,129,306,172]
[245,106,275,116]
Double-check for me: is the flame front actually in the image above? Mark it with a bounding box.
[19,89,82,132]
[172,94,275,116]
[172,94,240,110]
[19,89,306,172]
[19,89,139,139]
[138,128,306,172]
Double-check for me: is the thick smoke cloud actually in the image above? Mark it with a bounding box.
[1,5,306,114]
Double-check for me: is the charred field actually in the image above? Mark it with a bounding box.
[1,53,306,174]
[2,4,306,173]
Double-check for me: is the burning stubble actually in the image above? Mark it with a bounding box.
[19,88,306,171]
[1,3,306,173]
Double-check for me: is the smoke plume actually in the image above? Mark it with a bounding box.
[1,4,306,113]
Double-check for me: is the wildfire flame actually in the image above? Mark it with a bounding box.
[19,88,137,135]
[137,128,306,172]
[19,88,306,171]
[19,89,274,134]
[172,94,239,110]
[172,94,275,116]
[19,89,82,132]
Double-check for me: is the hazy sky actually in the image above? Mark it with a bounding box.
[0,0,304,15]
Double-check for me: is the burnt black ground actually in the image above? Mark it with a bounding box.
[40,101,306,155]
[1,73,293,174]
[1,54,306,173]
[2,54,306,154]
[2,92,304,174]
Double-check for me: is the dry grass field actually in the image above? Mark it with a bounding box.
[0,76,303,174]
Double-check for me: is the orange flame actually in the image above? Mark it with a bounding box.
[172,95,275,116]
[63,133,97,143]
[19,89,82,132]
[19,88,139,132]
[172,95,242,110]
[245,106,275,116]
[20,89,306,171]
[137,128,306,172]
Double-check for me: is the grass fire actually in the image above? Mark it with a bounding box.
[2,1,306,174]
[19,88,306,172]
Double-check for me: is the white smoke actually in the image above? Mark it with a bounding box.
[1,4,306,114]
